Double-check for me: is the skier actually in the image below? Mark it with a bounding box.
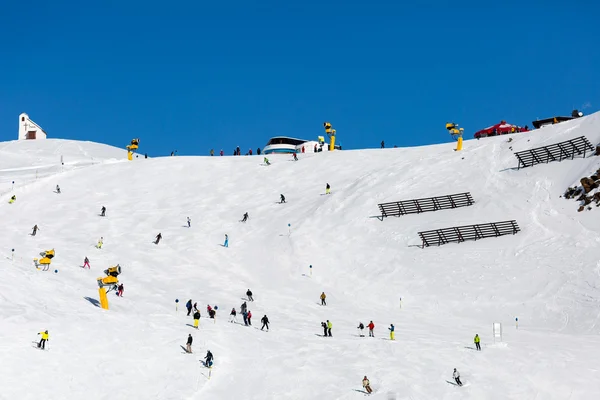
[264,157,270,166]
[357,322,365,337]
[186,299,193,316]
[37,330,49,350]
[9,195,16,204]
[83,256,90,269]
[325,183,331,195]
[249,148,253,155]
[388,324,395,340]
[326,320,332,337]
[210,149,214,156]
[204,350,214,367]
[223,234,229,248]
[292,153,298,161]
[220,149,224,156]
[193,310,201,329]
[246,289,254,301]
[280,194,286,203]
[381,140,385,149]
[187,217,191,228]
[368,321,375,337]
[243,310,249,326]
[261,315,269,331]
[186,334,193,353]
[207,304,213,316]
[257,148,261,155]
[96,237,104,249]
[321,322,328,336]
[56,185,61,194]
[241,212,249,223]
[229,308,237,323]
[474,334,481,351]
[362,376,373,394]
[193,302,199,312]
[247,310,252,325]
[31,224,39,236]
[209,308,216,319]
[453,368,462,386]
[154,233,162,245]
[320,292,327,306]
[100,206,106,216]
[240,301,247,314]
[117,283,124,297]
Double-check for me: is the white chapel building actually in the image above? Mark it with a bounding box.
[18,113,47,140]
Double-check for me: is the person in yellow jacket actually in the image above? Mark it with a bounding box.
[8,195,16,204]
[320,292,327,306]
[326,320,332,337]
[474,333,481,351]
[388,324,395,340]
[37,330,49,349]
[96,237,103,249]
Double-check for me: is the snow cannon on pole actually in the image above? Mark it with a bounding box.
[34,249,55,270]
[126,138,140,161]
[446,123,464,151]
[323,122,336,151]
[96,264,122,310]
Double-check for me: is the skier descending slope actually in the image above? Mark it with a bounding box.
[223,234,229,248]
[362,376,373,394]
[264,157,270,166]
[154,233,162,245]
[229,308,237,323]
[388,324,395,340]
[83,256,90,269]
[320,292,327,306]
[453,368,462,386]
[325,183,331,195]
[357,322,365,337]
[280,194,286,203]
[241,212,249,223]
[31,225,39,236]
[37,330,49,349]
[117,284,124,297]
[96,237,104,249]
[246,289,253,301]
[100,206,106,217]
[193,310,201,329]
[186,334,193,353]
[187,217,191,228]
[186,299,193,316]
[204,350,214,367]
[261,315,269,331]
[367,321,375,337]
[56,185,61,194]
[474,334,481,351]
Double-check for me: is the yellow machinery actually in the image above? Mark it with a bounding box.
[34,249,55,269]
[97,264,121,310]
[446,123,464,151]
[126,138,140,161]
[323,122,336,151]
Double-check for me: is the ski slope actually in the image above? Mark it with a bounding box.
[2,114,600,400]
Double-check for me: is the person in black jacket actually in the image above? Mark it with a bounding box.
[261,315,269,331]
[186,334,193,353]
[205,350,214,367]
[280,194,286,203]
[154,233,162,245]
[100,206,106,217]
[246,289,254,301]
[186,299,193,316]
[321,322,328,336]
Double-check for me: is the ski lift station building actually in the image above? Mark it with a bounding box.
[263,136,339,154]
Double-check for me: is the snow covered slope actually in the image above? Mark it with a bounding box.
[2,115,600,400]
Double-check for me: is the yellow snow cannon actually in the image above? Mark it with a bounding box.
[104,265,121,278]
[126,138,140,151]
[446,122,464,140]
[97,264,121,292]
[34,249,55,267]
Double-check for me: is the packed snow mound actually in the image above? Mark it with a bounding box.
[2,113,600,400]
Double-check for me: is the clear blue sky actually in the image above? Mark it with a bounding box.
[1,1,598,156]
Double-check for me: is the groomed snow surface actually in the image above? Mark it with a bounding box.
[2,116,600,399]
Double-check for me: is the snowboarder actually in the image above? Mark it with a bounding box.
[31,224,39,236]
[193,310,201,329]
[229,308,237,323]
[325,183,331,195]
[56,185,61,194]
[264,157,270,166]
[117,284,124,297]
[37,330,49,349]
[357,322,365,337]
[224,234,229,248]
[326,320,332,337]
[83,256,90,269]
[242,310,249,326]
[321,322,328,336]
[186,334,193,353]
[362,376,373,394]
[247,310,252,325]
[280,194,286,203]
[241,212,248,223]
[96,237,103,249]
[320,292,327,306]
[261,315,269,331]
[474,334,481,351]
[100,206,106,217]
[186,299,193,316]
[368,321,375,337]
[246,289,253,301]
[187,217,191,228]
[204,350,214,367]
[453,368,462,386]
[9,195,16,204]
[154,233,162,245]
[389,324,395,340]
[292,153,298,161]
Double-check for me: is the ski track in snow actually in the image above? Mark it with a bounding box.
[2,116,600,399]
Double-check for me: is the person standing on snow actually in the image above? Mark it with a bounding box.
[96,237,104,249]
[186,299,193,316]
[388,324,395,340]
[280,194,286,203]
[37,330,49,349]
[357,322,365,337]
[362,376,373,394]
[56,185,61,194]
[31,225,39,236]
[186,334,193,353]
[326,320,332,337]
[367,321,375,337]
[325,183,331,195]
[204,350,214,367]
[247,310,252,325]
[453,368,462,386]
[474,334,481,351]
[321,322,328,336]
[187,217,191,228]
[246,289,254,301]
[193,302,199,313]
[381,140,385,149]
[193,310,201,329]
[241,212,249,223]
[220,149,224,156]
[320,292,327,306]
[100,206,106,217]
[292,153,298,161]
[210,149,214,156]
[229,308,237,323]
[117,284,124,297]
[242,310,249,326]
[264,157,270,166]
[240,301,247,314]
[261,315,269,331]
[223,234,229,248]
[83,256,90,269]
[257,148,261,155]
[154,233,162,245]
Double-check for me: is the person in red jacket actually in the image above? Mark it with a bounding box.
[247,310,252,326]
[367,321,375,337]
